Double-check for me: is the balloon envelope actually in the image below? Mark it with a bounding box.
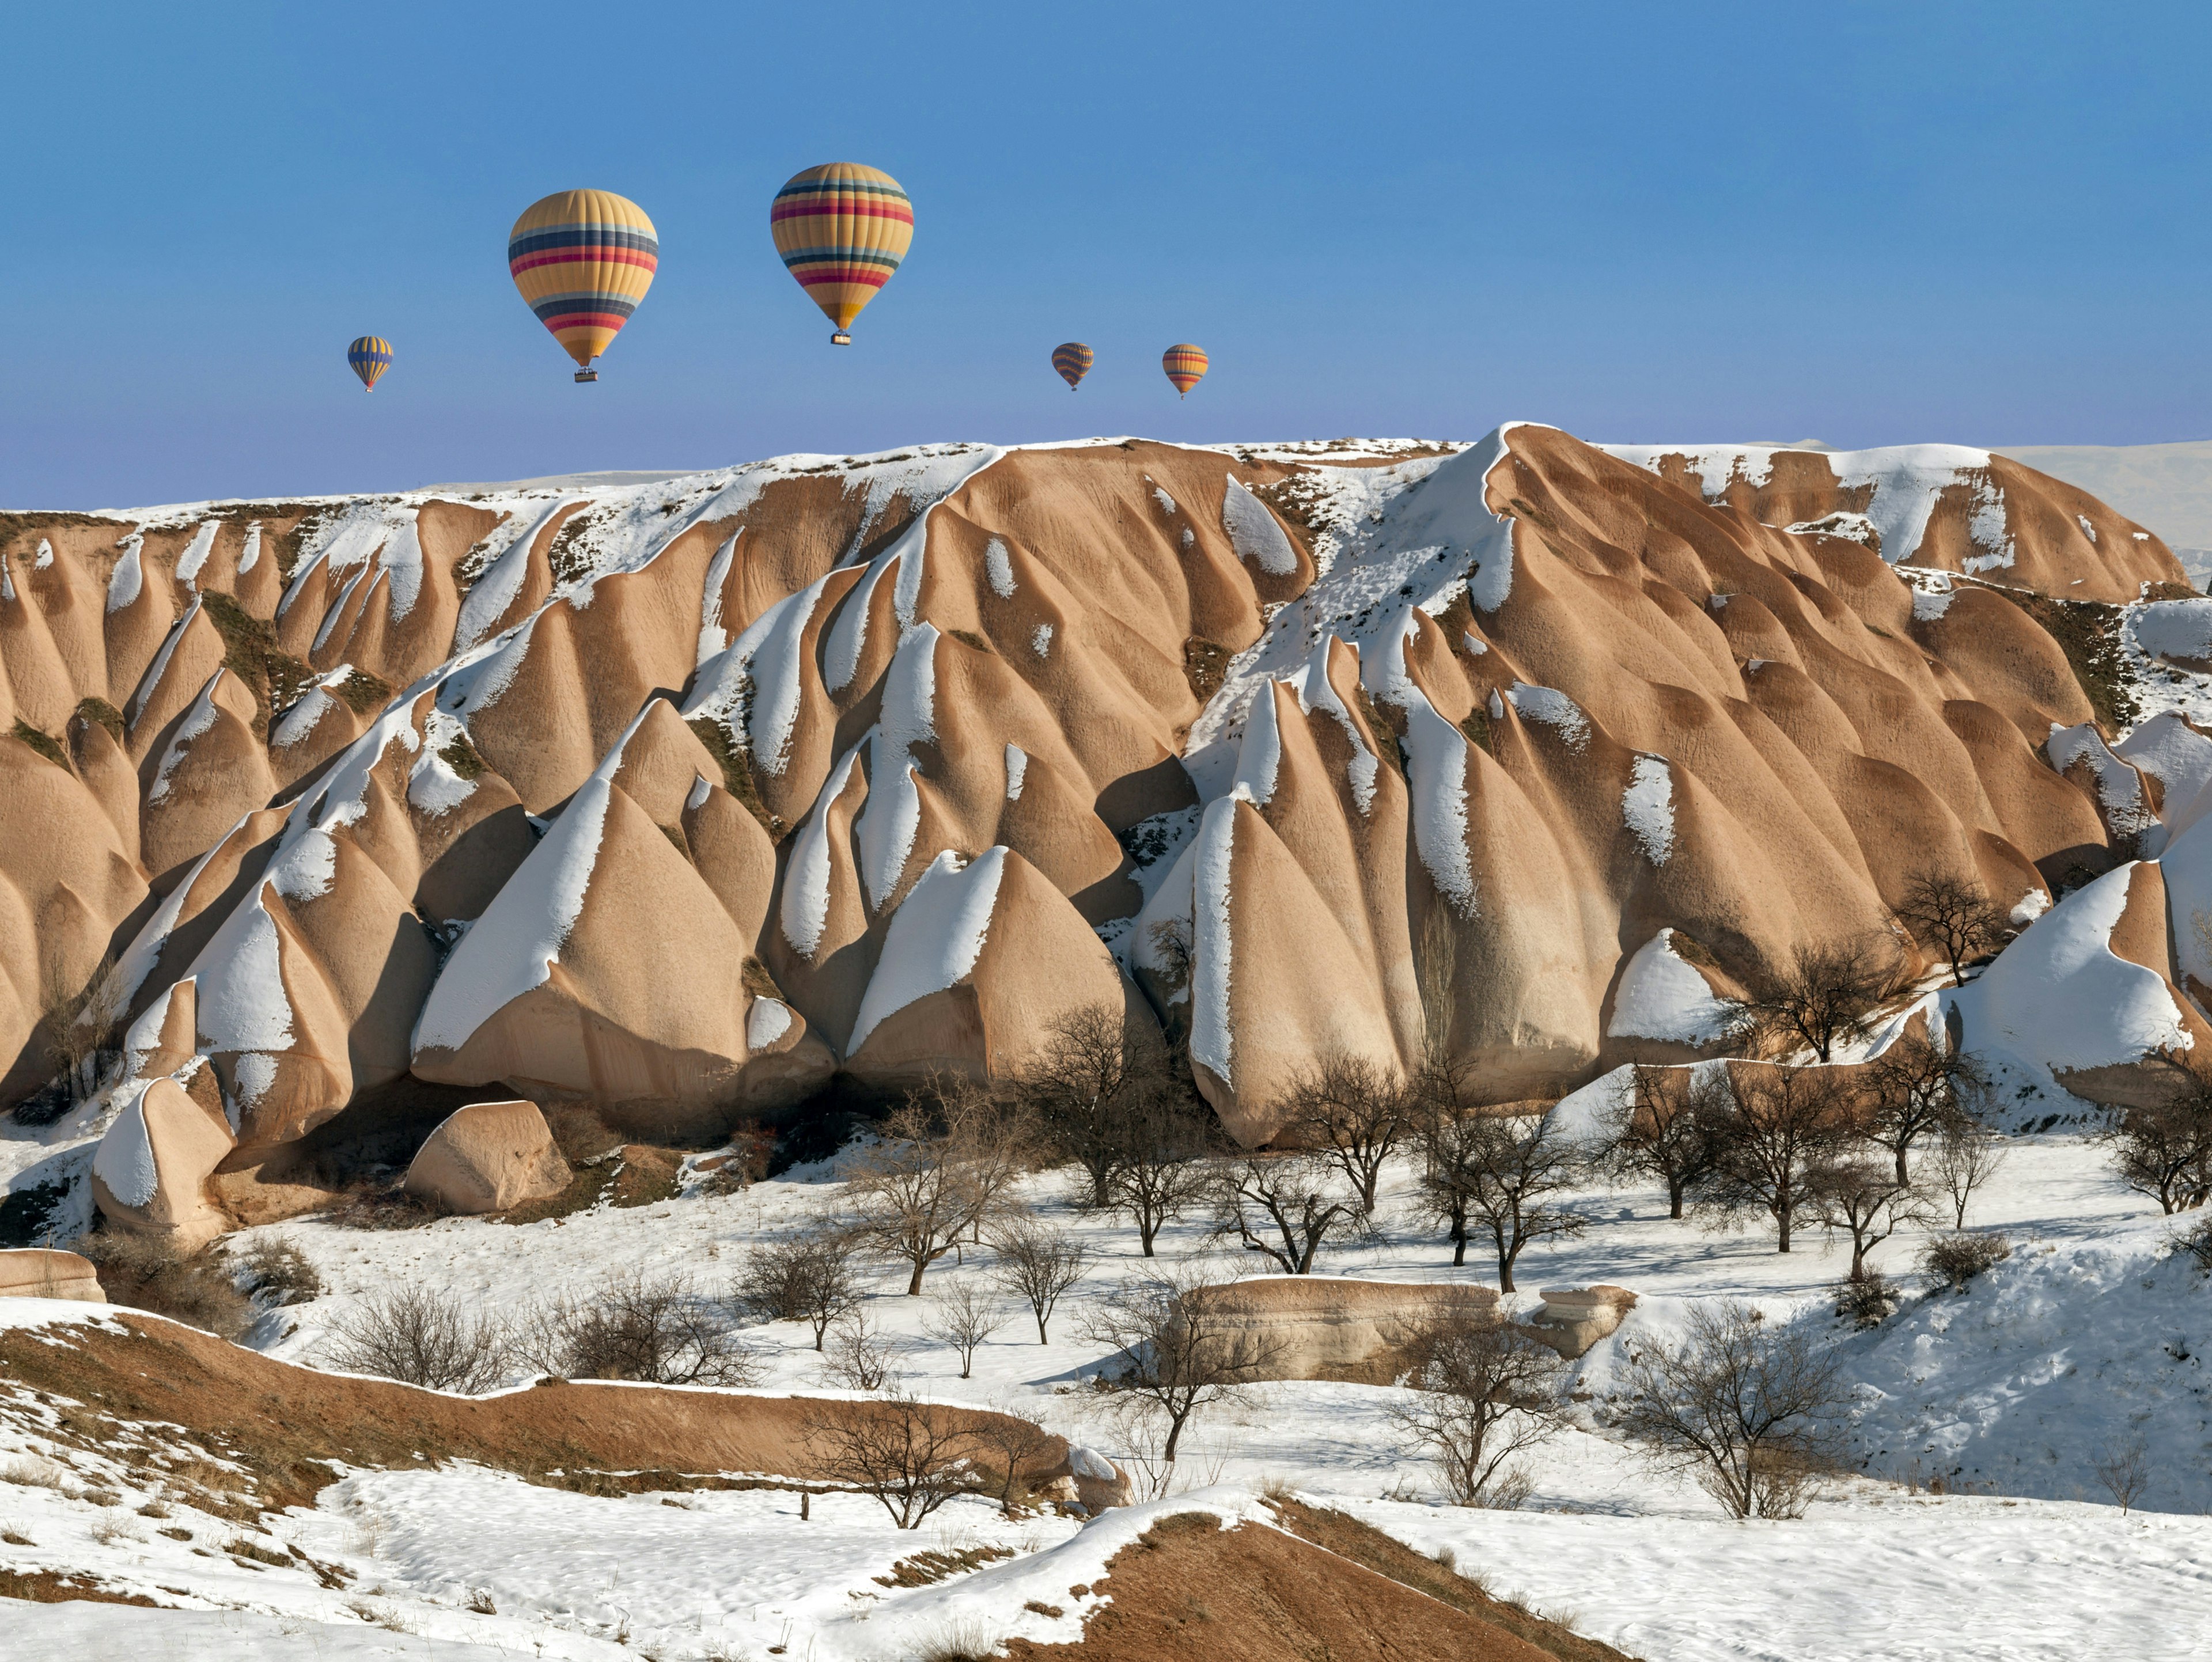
[347,336,393,391]
[1051,342,1094,389]
[770,163,913,339]
[1162,344,1208,397]
[507,189,658,370]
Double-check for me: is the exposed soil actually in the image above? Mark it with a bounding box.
[0,1313,1067,1518]
[1003,1507,1634,1662]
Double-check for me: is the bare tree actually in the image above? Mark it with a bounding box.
[1865,1034,1989,1185]
[516,1272,760,1386]
[1209,1153,1362,1275]
[1740,938,1902,1063]
[1807,1160,1936,1282]
[327,1287,509,1394]
[2099,1089,2212,1215]
[1017,1004,1149,1208]
[1285,1052,1409,1215]
[1613,1300,1847,1520]
[1384,1310,1566,1508]
[1896,866,2008,987]
[968,1398,1065,1509]
[1699,1066,1858,1253]
[1441,1103,1586,1293]
[988,1218,1090,1342]
[819,1309,903,1391]
[733,1226,861,1350]
[922,1281,1005,1379]
[1079,1262,1285,1463]
[803,1392,982,1528]
[942,1075,1039,1246]
[1929,1112,2009,1231]
[1105,1068,1213,1255]
[2092,1437,2151,1514]
[846,1088,1021,1295]
[32,953,127,1118]
[1602,1064,1723,1221]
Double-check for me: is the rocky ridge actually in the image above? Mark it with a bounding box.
[3,427,2208,1232]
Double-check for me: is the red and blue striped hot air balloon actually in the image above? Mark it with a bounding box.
[1051,342,1094,390]
[770,164,913,345]
[1162,344,1209,398]
[347,336,393,391]
[507,189,658,382]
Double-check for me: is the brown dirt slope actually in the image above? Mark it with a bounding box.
[0,1310,1066,1513]
[1003,1506,1633,1662]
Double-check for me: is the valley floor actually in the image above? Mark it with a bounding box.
[4,1113,2209,1660]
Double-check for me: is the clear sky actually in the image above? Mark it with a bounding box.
[7,1,2208,507]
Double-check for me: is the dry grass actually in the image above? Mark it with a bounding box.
[78,1232,254,1338]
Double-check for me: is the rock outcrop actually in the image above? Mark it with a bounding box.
[402,1098,570,1215]
[1182,1276,1502,1382]
[5,430,2203,1231]
[0,1249,106,1302]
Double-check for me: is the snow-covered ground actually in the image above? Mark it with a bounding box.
[8,1107,2207,1660]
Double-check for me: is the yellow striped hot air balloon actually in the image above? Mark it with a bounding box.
[1051,343,1093,390]
[347,336,393,392]
[770,164,913,345]
[1162,344,1209,398]
[507,189,658,382]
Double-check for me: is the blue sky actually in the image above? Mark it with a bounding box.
[7,1,2208,505]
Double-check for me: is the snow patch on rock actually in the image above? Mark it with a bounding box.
[847,849,1005,1054]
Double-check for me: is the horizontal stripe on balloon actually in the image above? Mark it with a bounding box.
[508,224,658,252]
[509,249,659,279]
[770,202,914,227]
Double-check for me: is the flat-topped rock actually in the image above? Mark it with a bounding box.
[1180,1277,1501,1382]
[0,1249,106,1303]
[403,1099,570,1215]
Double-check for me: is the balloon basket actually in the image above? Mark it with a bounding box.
[574,369,599,382]
[831,331,852,347]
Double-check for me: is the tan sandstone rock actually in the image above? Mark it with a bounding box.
[403,1098,570,1215]
[90,1077,236,1246]
[1180,1277,1502,1383]
[0,1249,107,1303]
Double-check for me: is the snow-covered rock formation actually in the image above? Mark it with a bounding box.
[0,427,2199,1233]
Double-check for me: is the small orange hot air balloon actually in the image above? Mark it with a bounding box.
[1051,343,1093,389]
[1162,344,1208,398]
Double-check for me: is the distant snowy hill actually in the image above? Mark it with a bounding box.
[1994,439,2212,589]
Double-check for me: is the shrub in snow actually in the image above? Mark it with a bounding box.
[819,1309,904,1391]
[234,1236,323,1307]
[516,1270,759,1387]
[1613,1299,1846,1520]
[1832,1269,1900,1330]
[1918,1230,2013,1293]
[733,1225,861,1350]
[2172,1212,2212,1276]
[1385,1310,1565,1508]
[78,1232,253,1340]
[327,1285,509,1393]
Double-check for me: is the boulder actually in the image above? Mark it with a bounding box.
[1527,1285,1637,1358]
[1066,1445,1131,1511]
[0,1249,107,1303]
[90,1077,236,1247]
[1179,1277,1501,1383]
[403,1098,570,1215]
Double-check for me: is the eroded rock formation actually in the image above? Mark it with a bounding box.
[2,428,2203,1232]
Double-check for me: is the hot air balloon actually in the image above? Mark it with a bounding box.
[1162,344,1209,398]
[347,336,393,392]
[507,189,658,382]
[770,164,913,345]
[1051,343,1093,390]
